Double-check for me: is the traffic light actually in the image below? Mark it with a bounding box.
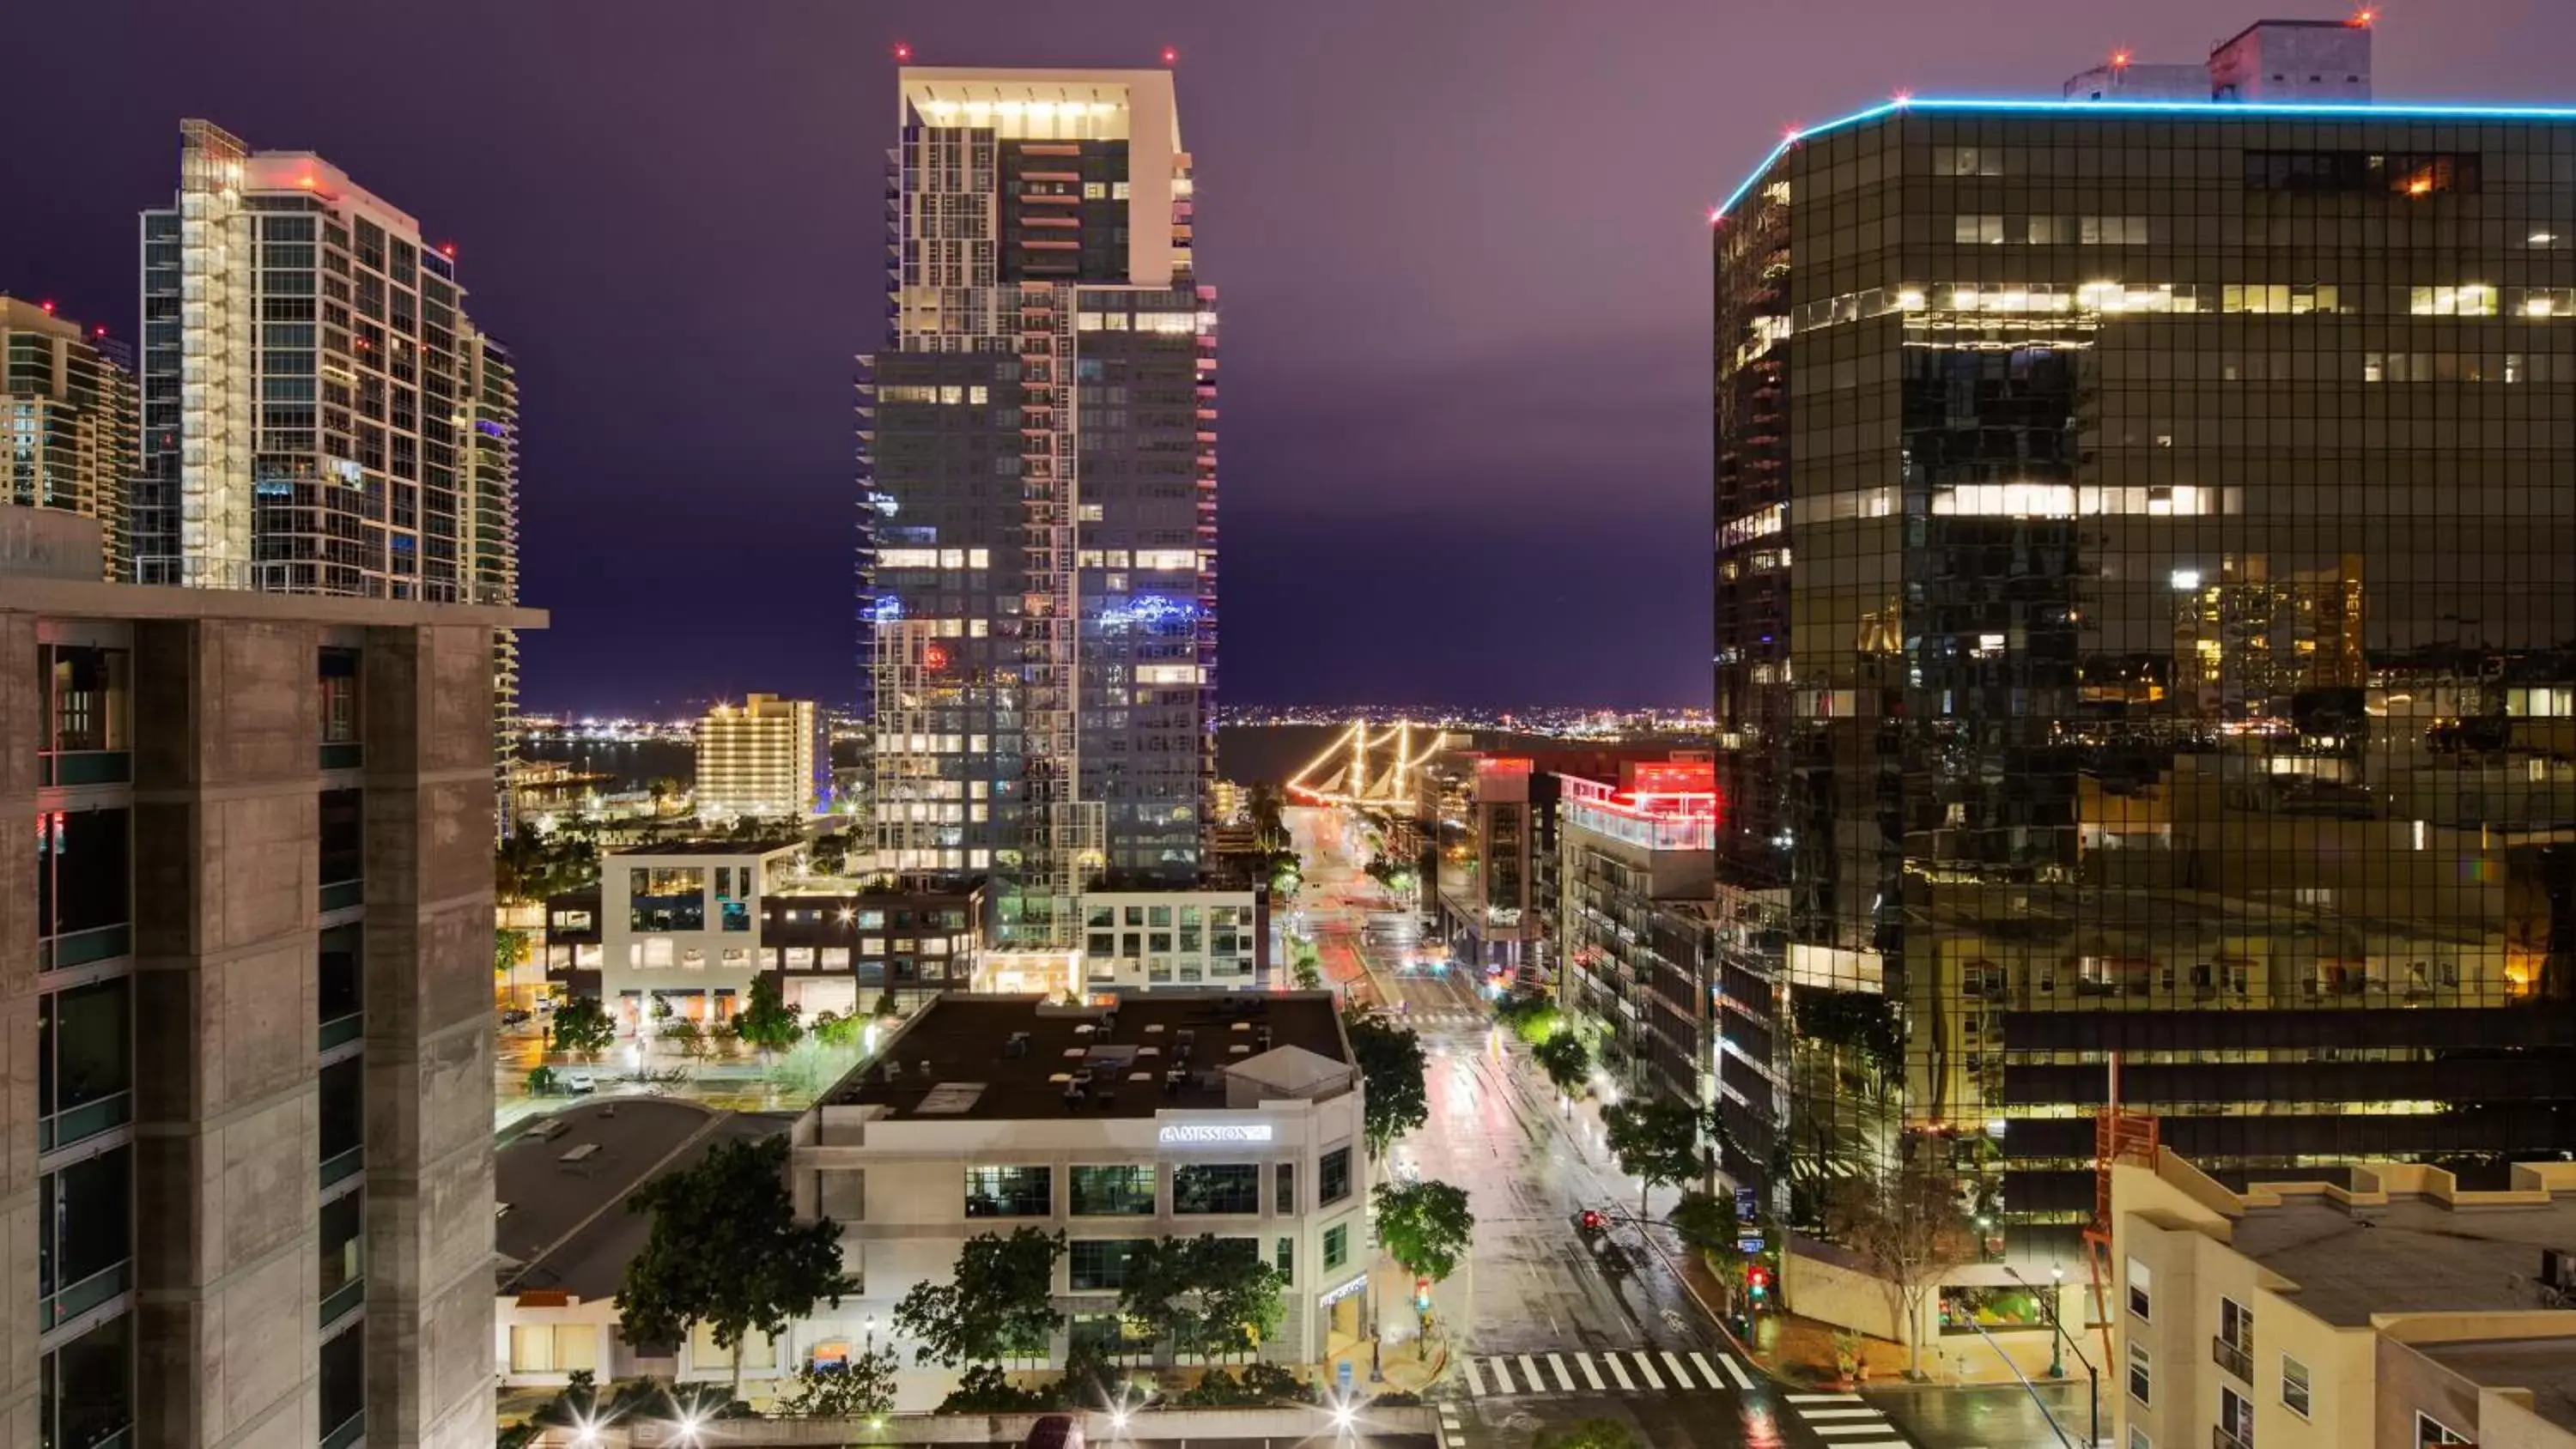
[1414,1275,1432,1311]
[1747,1265,1771,1304]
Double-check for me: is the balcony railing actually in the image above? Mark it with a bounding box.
[39,750,131,786]
[2215,1426,2254,1449]
[39,1258,131,1333]
[38,1091,132,1155]
[319,741,363,770]
[321,1411,366,1449]
[320,1147,363,1190]
[2213,1337,2253,1381]
[40,924,131,972]
[319,878,363,913]
[319,1013,363,1052]
[320,1276,365,1329]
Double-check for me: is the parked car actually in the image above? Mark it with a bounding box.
[563,1071,597,1095]
[500,1007,532,1027]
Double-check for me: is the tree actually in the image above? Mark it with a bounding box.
[1670,1189,1747,1284]
[661,1018,714,1064]
[1372,1180,1473,1323]
[1826,1158,1978,1379]
[893,1228,1065,1368]
[777,1347,898,1420]
[1536,1419,1643,1449]
[524,1064,559,1096]
[872,989,902,1019]
[495,926,530,975]
[938,1362,1054,1414]
[1344,1014,1430,1157]
[1534,1032,1592,1096]
[650,992,675,1023]
[1120,1234,1283,1365]
[549,997,616,1059]
[731,973,803,1058]
[811,1010,863,1049]
[1601,1098,1706,1219]
[1494,991,1564,1046]
[616,1136,850,1400]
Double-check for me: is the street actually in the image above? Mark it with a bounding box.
[1284,807,2087,1449]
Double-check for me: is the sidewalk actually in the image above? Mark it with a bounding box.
[1728,1300,2087,1390]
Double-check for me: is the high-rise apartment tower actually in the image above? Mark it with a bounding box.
[2,295,136,580]
[864,67,1218,945]
[1710,57,2576,1244]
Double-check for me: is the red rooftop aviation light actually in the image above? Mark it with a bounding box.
[1160,45,1178,65]
[892,40,912,62]
[39,300,54,315]
[438,242,456,259]
[2351,7,2377,27]
[2111,48,2133,69]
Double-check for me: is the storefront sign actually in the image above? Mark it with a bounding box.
[1317,1272,1370,1308]
[1157,1122,1273,1145]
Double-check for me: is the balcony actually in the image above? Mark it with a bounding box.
[2215,1428,2253,1449]
[2213,1337,2253,1382]
[38,1090,132,1155]
[321,1412,366,1449]
[39,1258,131,1334]
[41,923,131,972]
[39,751,131,787]
[319,1013,363,1052]
[320,1276,365,1329]
[320,1147,363,1191]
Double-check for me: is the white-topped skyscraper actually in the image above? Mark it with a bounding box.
[863,66,1218,946]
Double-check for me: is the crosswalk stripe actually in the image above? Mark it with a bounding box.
[1801,1408,1888,1421]
[1631,1351,1666,1390]
[1719,1352,1755,1391]
[1463,1356,1487,1396]
[1688,1351,1727,1390]
[1577,1353,1604,1390]
[1660,1350,1692,1386]
[1789,1392,1864,1403]
[1812,1428,1898,1439]
[1819,1442,1908,1449]
[1546,1354,1574,1391]
[1604,1352,1635,1391]
[1516,1355,1542,1393]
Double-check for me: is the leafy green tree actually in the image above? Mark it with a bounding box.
[1345,1014,1430,1157]
[811,1010,863,1049]
[777,1347,898,1419]
[548,997,616,1059]
[937,1363,1053,1414]
[1537,1418,1643,1449]
[1493,991,1564,1044]
[650,992,674,1022]
[1372,1180,1473,1300]
[1534,1032,1592,1096]
[1601,1098,1707,1219]
[524,1064,559,1096]
[616,1137,851,1400]
[731,973,803,1057]
[872,989,902,1019]
[661,1018,714,1064]
[1119,1235,1283,1365]
[893,1228,1066,1368]
[495,926,530,975]
[1173,1361,1313,1406]
[1670,1188,1747,1282]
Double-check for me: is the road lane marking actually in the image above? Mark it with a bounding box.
[1631,1351,1666,1390]
[1789,1392,1864,1403]
[1463,1356,1487,1396]
[1688,1351,1727,1390]
[1604,1352,1635,1390]
[1800,1408,1888,1420]
[1811,1428,1899,1439]
[1718,1352,1754,1390]
[1546,1354,1574,1391]
[1516,1355,1543,1393]
[1576,1353,1604,1390]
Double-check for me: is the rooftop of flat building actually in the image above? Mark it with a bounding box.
[605,837,803,858]
[2230,1168,2576,1326]
[2413,1337,2576,1435]
[494,1097,793,1301]
[827,991,1351,1122]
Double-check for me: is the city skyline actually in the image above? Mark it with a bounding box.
[15,1,2573,714]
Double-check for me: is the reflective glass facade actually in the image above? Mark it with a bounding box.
[1713,103,2576,1243]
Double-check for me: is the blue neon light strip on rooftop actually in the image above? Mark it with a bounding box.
[1712,96,2576,222]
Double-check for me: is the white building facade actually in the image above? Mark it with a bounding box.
[598,840,799,1031]
[696,693,820,821]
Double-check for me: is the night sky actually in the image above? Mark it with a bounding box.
[11,2,2573,714]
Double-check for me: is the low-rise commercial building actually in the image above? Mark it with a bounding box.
[2115,1148,2576,1449]
[592,839,800,1030]
[1074,887,1268,995]
[791,992,1371,1400]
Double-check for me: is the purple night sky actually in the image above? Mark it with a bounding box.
[10,1,2572,713]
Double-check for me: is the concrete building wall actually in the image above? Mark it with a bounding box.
[0,615,46,1442]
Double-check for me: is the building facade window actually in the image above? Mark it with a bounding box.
[1273,1161,1294,1216]
[2127,1342,2152,1406]
[2415,1411,2468,1446]
[964,1165,1053,1217]
[1319,1147,1352,1205]
[2127,1258,2152,1321]
[1068,1240,1141,1292]
[2221,1386,2254,1449]
[1173,1163,1259,1216]
[2281,1355,2310,1417]
[1069,1164,1155,1216]
[1323,1223,1348,1271]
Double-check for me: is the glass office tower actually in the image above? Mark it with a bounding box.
[865,69,1218,945]
[1711,98,2576,1243]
